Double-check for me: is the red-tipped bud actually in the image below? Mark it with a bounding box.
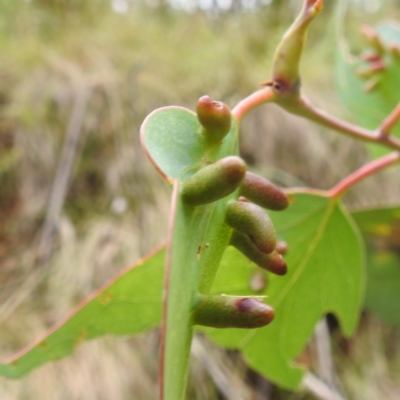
[239,172,289,211]
[196,95,232,143]
[230,230,287,275]
[225,201,276,254]
[193,295,274,329]
[181,156,246,206]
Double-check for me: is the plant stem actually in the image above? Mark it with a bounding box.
[233,86,400,152]
[232,87,275,123]
[159,179,179,400]
[377,102,400,138]
[329,152,400,198]
[295,95,400,150]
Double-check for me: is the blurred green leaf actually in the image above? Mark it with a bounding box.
[0,246,165,378]
[352,206,400,327]
[336,23,400,158]
[202,193,364,390]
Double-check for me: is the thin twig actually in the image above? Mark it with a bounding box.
[232,87,275,123]
[303,372,347,400]
[159,180,179,400]
[233,86,400,153]
[294,95,379,143]
[315,318,336,389]
[377,102,400,138]
[191,336,254,400]
[329,151,400,198]
[38,85,91,264]
[295,95,400,151]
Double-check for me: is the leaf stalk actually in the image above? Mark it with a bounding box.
[328,152,400,198]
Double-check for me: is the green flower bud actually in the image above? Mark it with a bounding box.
[225,200,276,254]
[230,230,287,275]
[239,172,289,211]
[196,95,232,143]
[270,0,323,95]
[193,294,274,329]
[181,156,246,206]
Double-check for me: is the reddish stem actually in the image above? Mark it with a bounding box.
[328,152,400,198]
[378,102,400,138]
[232,86,275,123]
[159,180,179,400]
[294,95,400,151]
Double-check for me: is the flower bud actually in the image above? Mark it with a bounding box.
[239,172,289,211]
[196,95,232,143]
[193,295,274,329]
[181,156,246,206]
[225,201,276,254]
[230,230,287,275]
[270,0,323,94]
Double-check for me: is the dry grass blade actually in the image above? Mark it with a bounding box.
[38,85,91,264]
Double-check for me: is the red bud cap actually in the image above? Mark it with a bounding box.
[193,295,274,329]
[196,95,232,143]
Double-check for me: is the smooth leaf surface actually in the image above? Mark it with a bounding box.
[336,23,400,158]
[201,193,364,390]
[352,206,400,327]
[0,245,165,378]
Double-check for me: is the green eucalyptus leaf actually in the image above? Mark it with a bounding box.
[201,193,364,390]
[336,23,400,158]
[352,206,400,327]
[0,246,165,378]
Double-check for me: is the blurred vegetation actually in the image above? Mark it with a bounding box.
[0,0,400,398]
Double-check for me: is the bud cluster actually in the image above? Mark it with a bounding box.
[355,25,400,93]
[186,96,290,330]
